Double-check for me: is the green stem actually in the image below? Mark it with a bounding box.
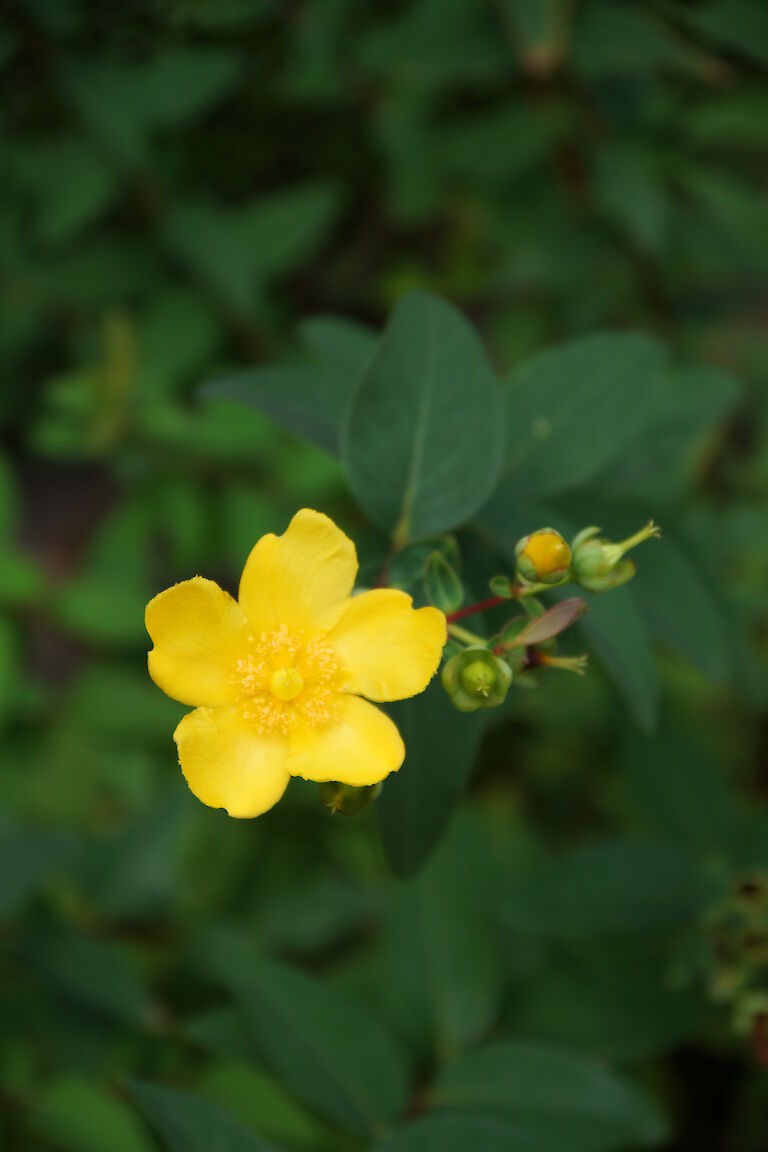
[448,623,486,647]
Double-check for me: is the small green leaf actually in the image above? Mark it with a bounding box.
[512,597,587,647]
[343,291,504,541]
[489,574,515,598]
[424,551,463,613]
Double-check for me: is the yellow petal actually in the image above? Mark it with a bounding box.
[146,577,250,707]
[287,694,405,786]
[330,589,446,702]
[238,509,357,634]
[174,706,289,818]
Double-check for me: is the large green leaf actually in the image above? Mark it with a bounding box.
[31,1079,154,1152]
[377,1112,603,1152]
[161,185,340,316]
[342,291,504,541]
[196,932,408,1137]
[633,529,735,682]
[504,839,705,939]
[503,332,667,498]
[377,678,486,876]
[431,1040,667,1149]
[591,367,741,503]
[381,812,504,1059]
[202,317,375,456]
[621,720,741,861]
[129,1081,277,1152]
[577,585,659,732]
[505,938,707,1061]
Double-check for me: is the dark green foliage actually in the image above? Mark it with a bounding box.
[2,1,768,1150]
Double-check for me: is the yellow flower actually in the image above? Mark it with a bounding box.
[145,509,446,818]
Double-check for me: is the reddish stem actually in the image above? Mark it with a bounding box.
[446,595,509,623]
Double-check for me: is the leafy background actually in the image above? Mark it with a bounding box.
[2,1,768,1150]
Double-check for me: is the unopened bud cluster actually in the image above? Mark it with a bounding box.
[439,517,660,714]
[514,521,660,593]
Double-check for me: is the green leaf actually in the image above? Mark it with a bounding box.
[377,1112,602,1152]
[669,0,768,67]
[196,932,408,1138]
[377,678,486,876]
[161,185,340,316]
[431,1040,667,1149]
[203,366,349,457]
[296,315,377,381]
[342,291,504,541]
[577,585,659,732]
[197,1061,329,1151]
[621,720,741,861]
[592,367,742,503]
[201,317,374,457]
[633,530,735,682]
[31,1079,154,1152]
[593,143,668,253]
[511,597,587,647]
[2,137,118,244]
[23,926,151,1029]
[573,2,700,77]
[129,1081,277,1152]
[63,48,241,169]
[381,812,504,1060]
[424,551,463,614]
[507,938,707,1062]
[505,839,705,939]
[503,333,668,498]
[0,826,76,918]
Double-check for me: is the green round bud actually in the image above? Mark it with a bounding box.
[576,558,635,593]
[441,646,512,712]
[571,538,610,581]
[461,659,496,697]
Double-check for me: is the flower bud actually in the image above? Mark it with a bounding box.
[576,558,636,593]
[515,528,571,586]
[441,646,512,712]
[571,521,660,593]
[318,780,380,815]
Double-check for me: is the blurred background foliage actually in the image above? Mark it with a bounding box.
[2,0,768,1149]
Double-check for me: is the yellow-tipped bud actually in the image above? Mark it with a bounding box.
[515,528,572,586]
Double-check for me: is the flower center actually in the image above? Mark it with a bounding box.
[270,666,304,701]
[233,626,340,735]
